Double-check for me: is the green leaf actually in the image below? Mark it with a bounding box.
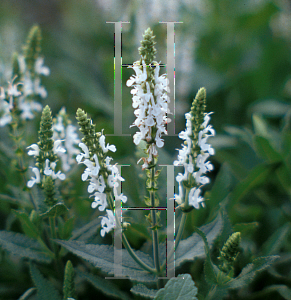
[30,263,62,300]
[12,210,39,239]
[70,217,100,241]
[209,163,232,208]
[204,285,229,300]
[0,230,52,263]
[191,225,220,285]
[252,114,269,138]
[154,274,198,300]
[63,260,76,300]
[254,136,291,191]
[40,203,69,218]
[55,239,157,282]
[254,136,282,162]
[173,212,223,268]
[224,126,254,148]
[77,270,130,300]
[261,223,290,256]
[233,222,259,234]
[250,100,291,118]
[59,217,75,240]
[231,162,280,205]
[130,284,157,299]
[227,255,280,289]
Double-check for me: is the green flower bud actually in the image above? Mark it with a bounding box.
[12,52,21,84]
[63,260,76,300]
[36,105,57,170]
[138,27,157,66]
[218,232,241,274]
[76,108,102,157]
[23,25,42,75]
[43,175,57,206]
[190,87,207,156]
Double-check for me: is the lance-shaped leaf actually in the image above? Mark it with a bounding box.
[70,217,100,241]
[131,284,157,299]
[172,212,223,268]
[230,162,281,206]
[227,255,280,289]
[40,203,69,218]
[30,263,62,300]
[261,223,290,256]
[12,210,39,239]
[77,270,130,300]
[0,230,52,263]
[56,239,157,282]
[154,274,198,300]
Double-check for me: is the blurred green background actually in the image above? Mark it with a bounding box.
[0,0,290,151]
[0,1,289,126]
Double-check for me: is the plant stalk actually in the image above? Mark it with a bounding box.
[107,192,157,275]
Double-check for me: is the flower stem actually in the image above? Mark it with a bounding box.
[161,187,190,271]
[49,217,57,254]
[149,165,161,276]
[107,192,157,275]
[11,117,37,210]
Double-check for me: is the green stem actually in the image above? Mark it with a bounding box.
[107,192,157,275]
[161,187,190,271]
[11,118,37,210]
[149,165,161,277]
[122,232,157,274]
[49,216,64,278]
[49,217,57,254]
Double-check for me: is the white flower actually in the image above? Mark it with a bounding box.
[44,159,66,180]
[126,61,147,87]
[107,164,124,188]
[174,109,215,209]
[27,167,41,187]
[53,140,66,155]
[174,183,183,205]
[0,97,12,127]
[100,209,115,237]
[198,130,215,155]
[76,143,90,163]
[7,77,22,109]
[188,187,204,209]
[34,78,47,98]
[128,60,170,162]
[88,175,106,193]
[19,99,42,120]
[99,135,116,153]
[35,57,50,76]
[27,144,40,156]
[91,192,107,211]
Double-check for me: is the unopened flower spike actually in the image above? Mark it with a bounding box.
[218,232,241,275]
[26,105,66,206]
[23,25,42,77]
[127,27,170,170]
[76,108,127,237]
[174,87,215,211]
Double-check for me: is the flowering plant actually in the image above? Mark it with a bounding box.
[0,25,283,300]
